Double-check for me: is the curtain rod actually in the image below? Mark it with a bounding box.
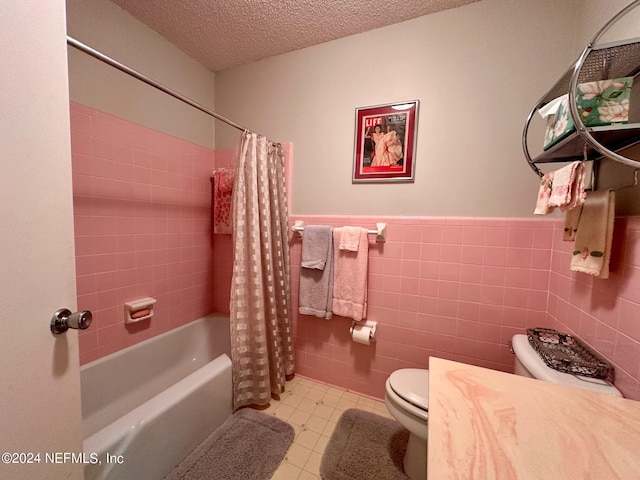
[66,35,247,133]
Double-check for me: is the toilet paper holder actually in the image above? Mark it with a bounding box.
[350,320,377,342]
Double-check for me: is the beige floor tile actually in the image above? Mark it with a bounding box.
[283,393,305,408]
[329,409,345,423]
[273,403,295,421]
[284,443,312,469]
[325,386,345,397]
[271,461,302,480]
[297,471,320,480]
[297,377,315,387]
[288,408,312,427]
[313,435,330,454]
[322,420,337,437]
[305,388,325,402]
[335,397,358,411]
[290,422,304,439]
[312,403,334,420]
[320,393,341,407]
[296,429,321,450]
[305,414,328,434]
[342,391,360,402]
[291,384,311,398]
[303,451,323,475]
[311,382,329,393]
[298,397,319,414]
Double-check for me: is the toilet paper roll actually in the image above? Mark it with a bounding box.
[351,324,371,345]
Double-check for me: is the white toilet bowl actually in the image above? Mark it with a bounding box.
[384,368,429,480]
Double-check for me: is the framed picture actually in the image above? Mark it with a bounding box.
[352,100,419,183]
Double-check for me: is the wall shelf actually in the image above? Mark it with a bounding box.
[523,2,640,177]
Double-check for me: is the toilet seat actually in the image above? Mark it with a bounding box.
[388,368,429,412]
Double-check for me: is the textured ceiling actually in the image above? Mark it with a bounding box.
[110,0,480,72]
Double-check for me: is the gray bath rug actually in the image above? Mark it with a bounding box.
[164,408,294,480]
[320,408,409,480]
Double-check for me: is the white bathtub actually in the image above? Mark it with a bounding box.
[81,314,233,480]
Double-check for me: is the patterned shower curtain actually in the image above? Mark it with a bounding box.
[230,131,295,410]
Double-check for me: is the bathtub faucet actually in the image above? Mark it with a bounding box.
[50,308,93,335]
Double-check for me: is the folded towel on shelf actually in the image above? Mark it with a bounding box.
[332,227,369,321]
[212,168,236,234]
[570,190,615,278]
[548,161,586,210]
[563,204,583,241]
[534,171,555,215]
[339,226,362,252]
[299,226,334,319]
[301,225,333,269]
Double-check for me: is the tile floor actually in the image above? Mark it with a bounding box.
[265,375,395,479]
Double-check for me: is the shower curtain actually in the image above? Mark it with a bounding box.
[230,131,295,410]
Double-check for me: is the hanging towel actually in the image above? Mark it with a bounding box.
[299,226,334,319]
[563,204,583,241]
[339,226,361,252]
[332,227,369,321]
[212,168,235,234]
[548,161,585,209]
[301,225,332,269]
[570,190,615,278]
[565,162,587,211]
[534,171,555,215]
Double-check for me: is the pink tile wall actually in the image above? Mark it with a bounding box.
[70,103,218,364]
[549,216,640,400]
[290,216,556,399]
[69,103,640,400]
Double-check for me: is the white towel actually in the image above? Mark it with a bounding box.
[299,226,334,319]
[534,171,555,215]
[548,161,585,209]
[332,227,368,321]
[570,190,615,278]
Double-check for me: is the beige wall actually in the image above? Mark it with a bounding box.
[214,0,579,216]
[215,0,638,217]
[66,0,217,148]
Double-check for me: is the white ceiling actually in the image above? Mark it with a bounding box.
[110,0,480,72]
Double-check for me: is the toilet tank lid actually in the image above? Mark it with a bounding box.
[511,334,622,397]
[389,368,429,409]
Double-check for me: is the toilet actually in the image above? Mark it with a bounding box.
[384,368,429,480]
[510,334,622,397]
[385,335,622,480]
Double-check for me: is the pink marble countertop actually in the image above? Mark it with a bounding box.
[428,357,640,480]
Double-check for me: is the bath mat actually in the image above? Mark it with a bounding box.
[320,408,409,480]
[164,408,294,480]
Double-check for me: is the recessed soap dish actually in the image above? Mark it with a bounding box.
[124,297,156,324]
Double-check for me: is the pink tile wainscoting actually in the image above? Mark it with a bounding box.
[290,215,640,400]
[289,216,555,399]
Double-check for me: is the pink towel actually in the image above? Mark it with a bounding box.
[332,227,369,321]
[339,226,361,252]
[212,168,235,234]
[570,190,615,278]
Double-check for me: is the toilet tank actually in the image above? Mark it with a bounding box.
[510,334,622,397]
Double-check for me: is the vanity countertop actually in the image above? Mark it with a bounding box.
[428,357,640,480]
